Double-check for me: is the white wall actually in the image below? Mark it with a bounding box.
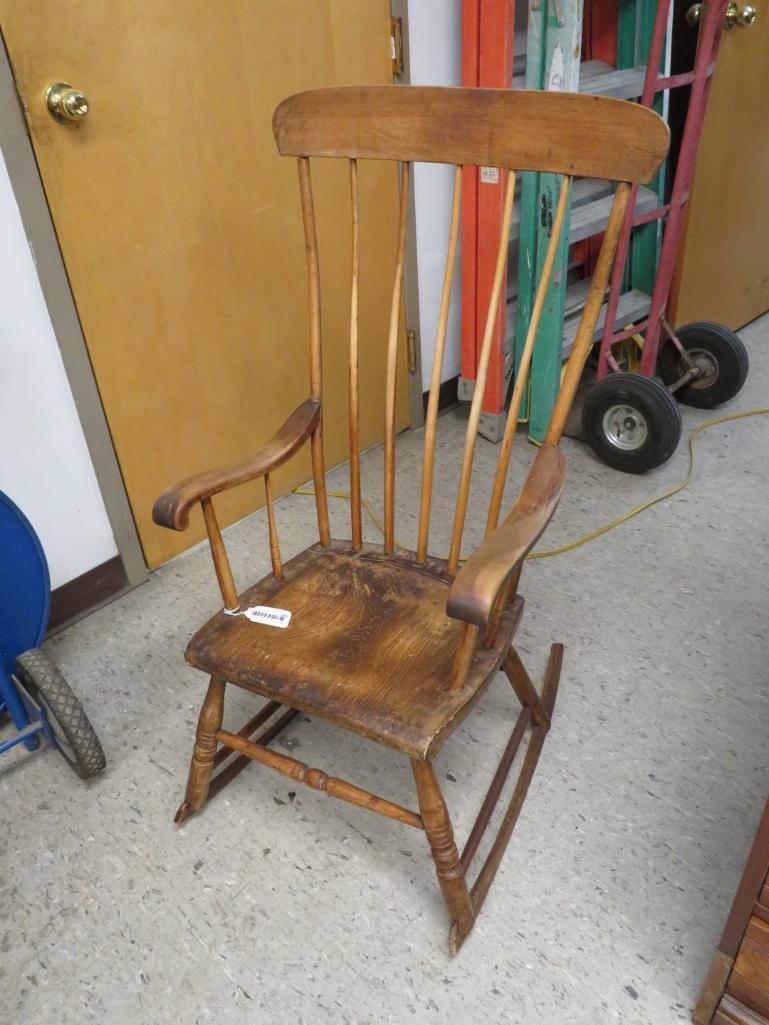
[0,151,117,589]
[405,4,552,391]
[407,1,463,390]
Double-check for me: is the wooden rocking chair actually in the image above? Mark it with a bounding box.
[153,87,668,954]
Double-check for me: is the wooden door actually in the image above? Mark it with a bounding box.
[670,0,769,330]
[0,2,409,566]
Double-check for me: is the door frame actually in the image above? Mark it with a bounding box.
[0,35,148,588]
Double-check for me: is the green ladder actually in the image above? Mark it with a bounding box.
[513,0,666,442]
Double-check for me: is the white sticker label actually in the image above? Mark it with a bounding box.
[480,166,499,184]
[242,606,292,628]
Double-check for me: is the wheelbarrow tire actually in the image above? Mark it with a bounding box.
[582,373,682,474]
[13,648,106,779]
[657,322,748,408]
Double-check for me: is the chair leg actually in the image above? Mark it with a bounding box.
[503,645,558,728]
[174,676,226,824]
[412,759,475,956]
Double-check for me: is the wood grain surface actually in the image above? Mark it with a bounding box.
[274,86,669,183]
[185,541,524,760]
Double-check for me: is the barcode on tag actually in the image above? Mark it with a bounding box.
[480,166,499,184]
[243,606,292,628]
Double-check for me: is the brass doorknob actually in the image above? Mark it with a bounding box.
[688,1,757,27]
[45,81,89,123]
[725,1,757,26]
[686,3,702,25]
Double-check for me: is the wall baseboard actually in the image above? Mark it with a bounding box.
[48,555,130,636]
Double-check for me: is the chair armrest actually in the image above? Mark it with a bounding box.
[152,398,321,531]
[446,443,566,628]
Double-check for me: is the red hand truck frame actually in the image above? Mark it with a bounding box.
[597,0,730,384]
[581,0,750,472]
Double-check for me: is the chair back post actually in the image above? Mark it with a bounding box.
[297,156,331,547]
[485,174,572,537]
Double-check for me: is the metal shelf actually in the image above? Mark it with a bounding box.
[571,183,658,245]
[561,286,651,357]
[505,279,651,357]
[577,60,647,99]
[467,282,652,414]
[513,59,646,99]
[510,179,657,247]
[507,183,659,299]
[509,177,608,245]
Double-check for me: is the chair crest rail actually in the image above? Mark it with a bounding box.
[274,86,669,184]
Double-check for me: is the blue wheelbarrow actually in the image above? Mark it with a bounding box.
[0,490,105,778]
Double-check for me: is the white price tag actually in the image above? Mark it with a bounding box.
[242,605,292,629]
[480,166,499,184]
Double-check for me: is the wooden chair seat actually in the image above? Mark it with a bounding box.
[185,541,523,760]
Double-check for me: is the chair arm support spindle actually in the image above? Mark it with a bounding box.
[152,398,321,531]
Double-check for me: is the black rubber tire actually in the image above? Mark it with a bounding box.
[13,648,106,779]
[657,321,749,408]
[582,372,682,473]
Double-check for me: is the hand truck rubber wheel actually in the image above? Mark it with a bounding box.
[13,648,106,779]
[581,372,682,474]
[657,321,749,408]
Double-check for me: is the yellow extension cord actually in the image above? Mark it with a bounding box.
[294,407,769,563]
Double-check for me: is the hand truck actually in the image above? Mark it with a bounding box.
[0,490,106,778]
[583,0,750,471]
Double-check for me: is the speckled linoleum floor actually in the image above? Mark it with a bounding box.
[3,316,768,1025]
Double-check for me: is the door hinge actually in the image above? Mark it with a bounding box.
[390,16,404,77]
[406,329,417,374]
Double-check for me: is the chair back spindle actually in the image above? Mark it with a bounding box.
[447,170,516,574]
[348,159,363,550]
[297,157,331,547]
[417,164,463,564]
[383,161,411,555]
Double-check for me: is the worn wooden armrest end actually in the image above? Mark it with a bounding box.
[446,444,566,628]
[152,398,321,531]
